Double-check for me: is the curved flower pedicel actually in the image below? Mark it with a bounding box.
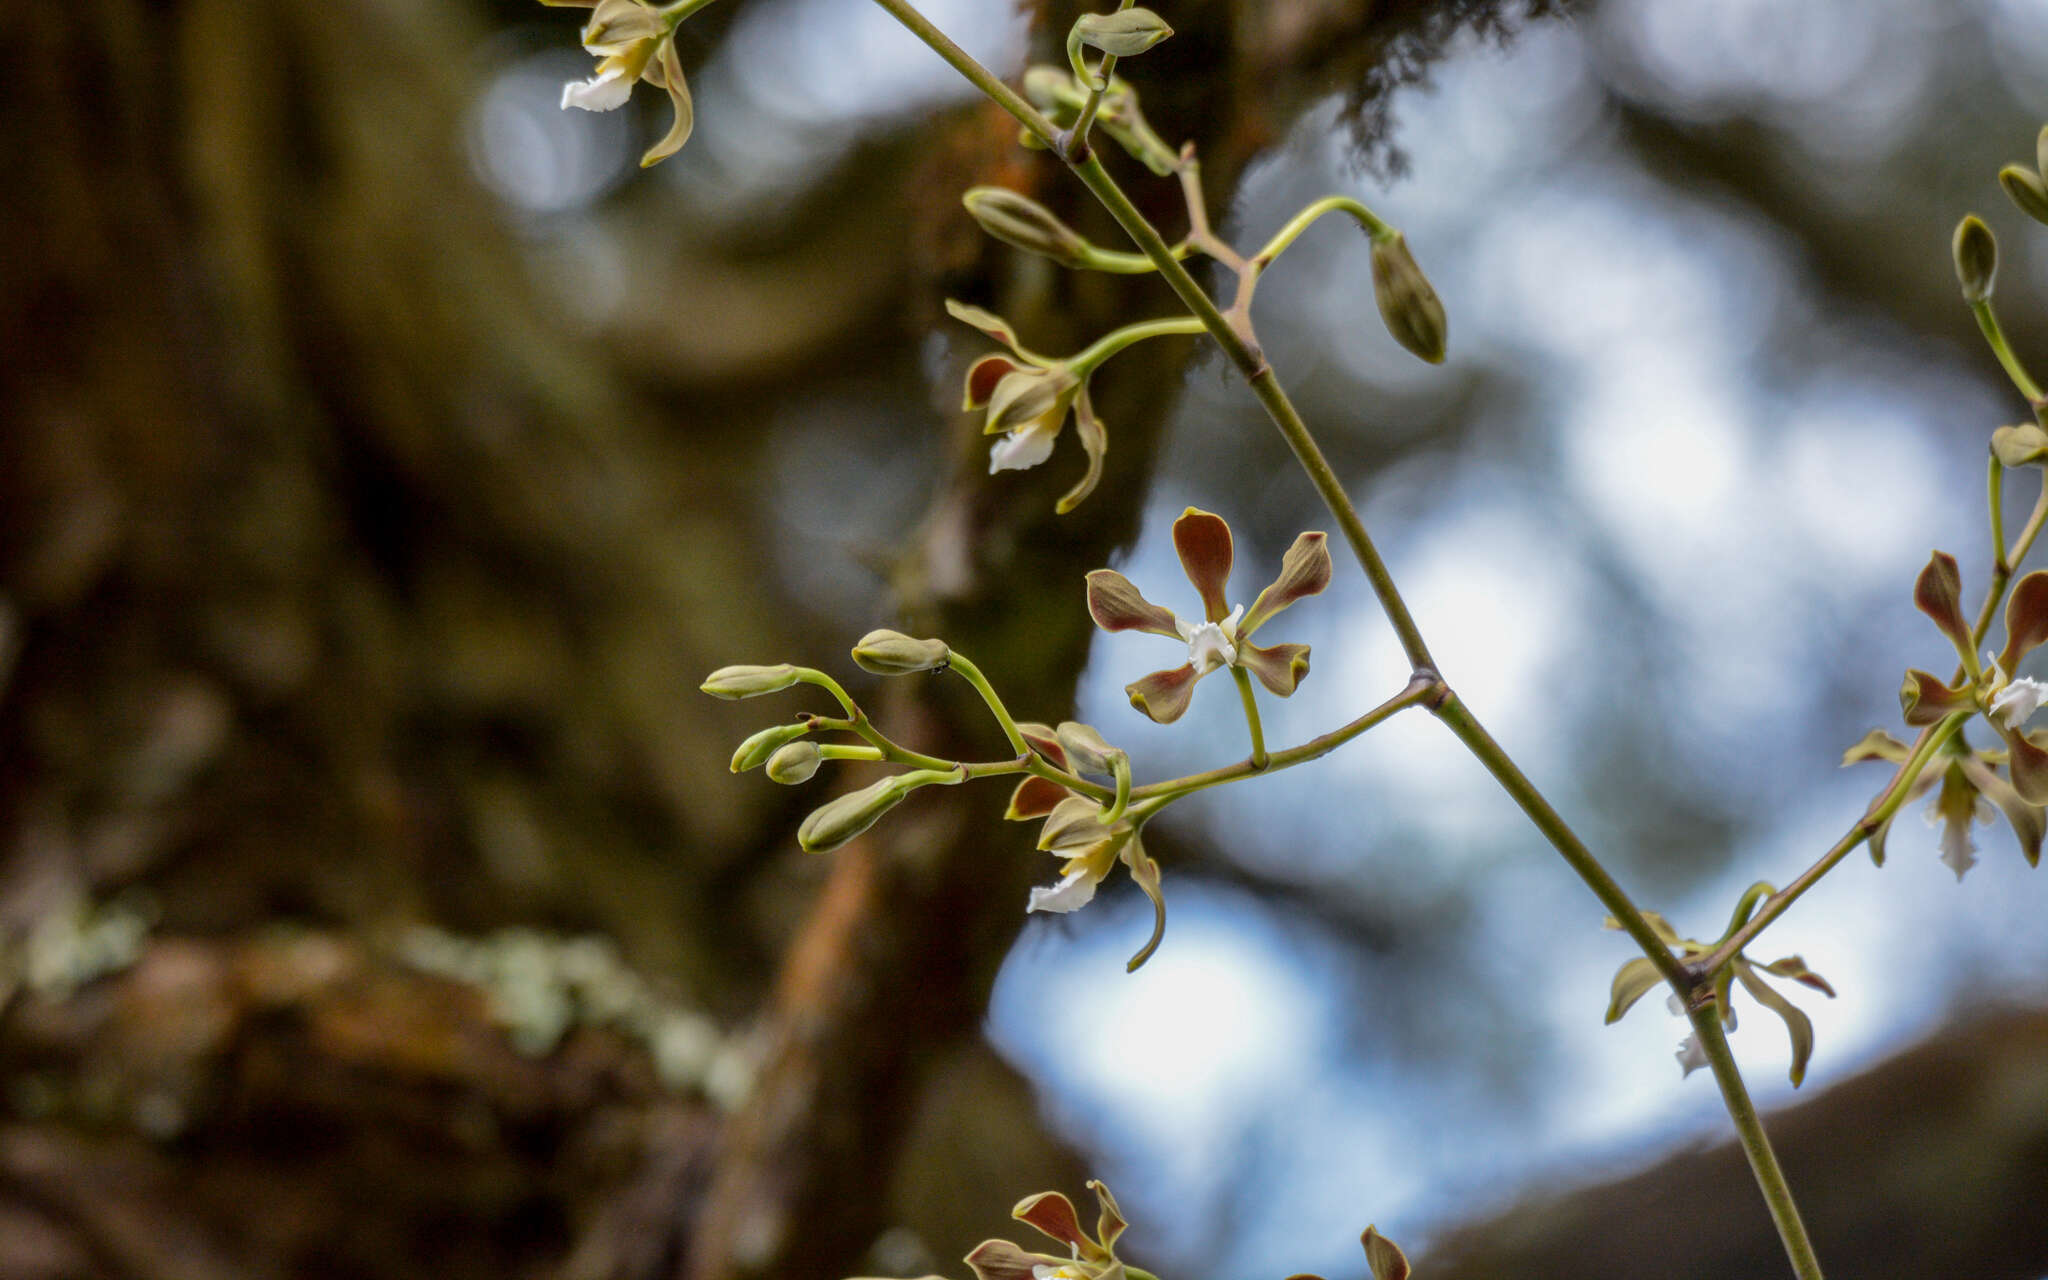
[546,0,695,166]
[1087,508,1331,723]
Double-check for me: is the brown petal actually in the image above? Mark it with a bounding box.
[1999,569,2048,674]
[1241,532,1332,635]
[1016,722,1069,768]
[1005,776,1071,821]
[1841,728,1911,766]
[1012,1192,1091,1254]
[1361,1226,1411,1280]
[1898,668,1972,726]
[1913,550,1972,657]
[1086,569,1180,637]
[1121,834,1166,971]
[1759,954,1839,999]
[1961,754,2044,866]
[966,1240,1061,1280]
[2006,726,2048,805]
[1056,384,1107,515]
[1239,641,1311,697]
[965,354,1024,409]
[1125,664,1202,723]
[945,298,1022,352]
[1171,507,1234,622]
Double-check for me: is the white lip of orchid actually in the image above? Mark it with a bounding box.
[561,66,634,111]
[1176,604,1243,674]
[1926,791,1992,881]
[1032,1266,1090,1280]
[988,418,1060,473]
[1026,867,1098,914]
[1990,674,2048,728]
[1674,1032,1708,1077]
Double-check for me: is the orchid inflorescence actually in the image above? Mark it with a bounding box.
[534,0,2048,1270]
[705,508,1335,973]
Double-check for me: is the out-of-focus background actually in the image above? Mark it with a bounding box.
[6,1,2048,1278]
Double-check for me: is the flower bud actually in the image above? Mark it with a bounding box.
[1953,214,1997,302]
[850,629,951,674]
[1022,65,1084,124]
[1999,166,2048,227]
[1054,721,1122,775]
[963,187,1091,267]
[1992,423,2048,469]
[702,664,801,699]
[2038,125,2048,185]
[797,776,908,853]
[1369,232,1448,364]
[1073,8,1174,57]
[765,741,822,784]
[730,721,811,772]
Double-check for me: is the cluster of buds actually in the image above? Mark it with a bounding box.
[1604,905,1835,1086]
[1848,551,2048,879]
[706,631,968,855]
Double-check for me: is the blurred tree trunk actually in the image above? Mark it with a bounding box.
[0,1,1546,1278]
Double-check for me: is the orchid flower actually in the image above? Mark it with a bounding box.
[546,0,694,166]
[947,301,1104,510]
[1085,508,1330,723]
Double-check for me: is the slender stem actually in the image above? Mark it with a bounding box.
[1971,298,2047,407]
[1229,667,1269,769]
[1023,752,1116,805]
[1175,150,1243,267]
[1990,455,2008,577]
[1685,1001,1825,1280]
[945,652,1028,754]
[867,0,1060,146]
[1698,711,1968,974]
[799,706,960,772]
[1071,315,1207,371]
[1433,690,1688,988]
[1250,195,1392,266]
[1132,675,1433,803]
[1719,880,1775,942]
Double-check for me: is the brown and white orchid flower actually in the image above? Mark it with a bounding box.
[1086,507,1331,723]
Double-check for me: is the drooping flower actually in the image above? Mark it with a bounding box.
[1604,911,1834,1086]
[947,301,1104,512]
[1904,553,2048,804]
[1086,508,1330,723]
[1005,724,1167,970]
[546,0,694,167]
[1842,728,2040,880]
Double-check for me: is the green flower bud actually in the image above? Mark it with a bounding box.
[765,741,822,785]
[730,721,812,772]
[1953,214,1997,302]
[1023,65,1084,124]
[702,664,802,699]
[963,187,1091,267]
[850,629,951,675]
[2037,124,2048,186]
[1073,8,1174,57]
[1369,232,1448,364]
[1993,423,2048,469]
[1999,165,2048,227]
[1054,720,1122,775]
[797,776,909,853]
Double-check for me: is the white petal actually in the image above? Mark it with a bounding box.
[1991,676,2048,728]
[561,67,634,112]
[1674,1033,1707,1077]
[988,423,1058,473]
[1027,868,1097,914]
[1183,619,1237,673]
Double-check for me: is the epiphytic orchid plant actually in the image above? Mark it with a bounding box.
[537,1,2048,1275]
